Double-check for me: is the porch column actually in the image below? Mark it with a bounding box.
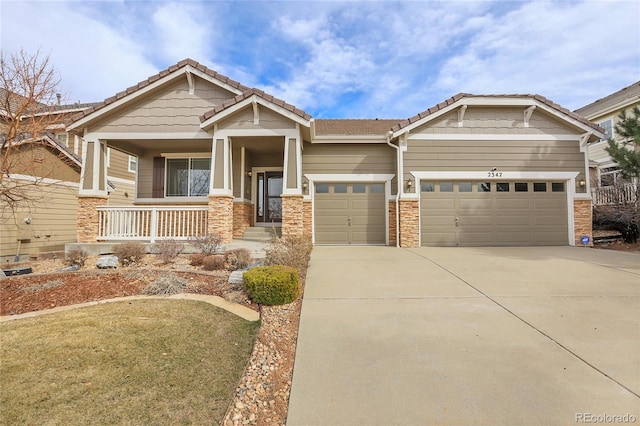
[78,138,108,242]
[282,195,304,238]
[573,199,593,246]
[283,137,302,194]
[208,137,234,243]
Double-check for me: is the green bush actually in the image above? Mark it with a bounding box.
[243,265,299,306]
[112,242,146,267]
[225,248,252,271]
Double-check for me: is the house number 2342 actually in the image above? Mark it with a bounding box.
[488,171,503,177]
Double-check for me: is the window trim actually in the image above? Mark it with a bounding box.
[164,156,211,197]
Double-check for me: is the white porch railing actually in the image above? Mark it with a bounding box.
[97,206,209,242]
[591,182,638,206]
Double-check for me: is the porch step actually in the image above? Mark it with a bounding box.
[242,227,281,241]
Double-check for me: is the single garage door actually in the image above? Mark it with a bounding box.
[421,181,568,246]
[314,182,386,245]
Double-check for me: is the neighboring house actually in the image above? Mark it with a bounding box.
[0,90,135,260]
[575,81,640,206]
[67,58,602,248]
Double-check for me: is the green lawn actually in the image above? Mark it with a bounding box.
[0,300,259,425]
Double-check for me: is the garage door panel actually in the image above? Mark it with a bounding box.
[421,180,568,247]
[314,182,386,245]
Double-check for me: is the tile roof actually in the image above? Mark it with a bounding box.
[0,87,48,116]
[574,81,640,118]
[314,119,402,136]
[391,93,603,133]
[200,88,311,123]
[68,58,250,126]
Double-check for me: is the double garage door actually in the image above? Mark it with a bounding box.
[314,182,386,245]
[421,180,568,246]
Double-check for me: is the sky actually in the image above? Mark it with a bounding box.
[1,0,639,119]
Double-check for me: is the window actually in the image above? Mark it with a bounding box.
[56,133,67,146]
[334,184,348,193]
[598,119,613,141]
[439,182,453,192]
[352,184,366,193]
[496,182,510,192]
[128,155,137,173]
[421,182,434,192]
[166,158,210,196]
[316,183,329,193]
[370,183,384,193]
[533,182,547,192]
[552,182,565,192]
[515,182,528,192]
[458,182,472,192]
[478,182,491,192]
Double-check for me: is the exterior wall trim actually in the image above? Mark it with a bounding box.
[407,134,582,141]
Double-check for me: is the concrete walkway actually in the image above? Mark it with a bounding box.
[287,246,640,425]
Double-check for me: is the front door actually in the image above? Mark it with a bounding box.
[256,172,283,223]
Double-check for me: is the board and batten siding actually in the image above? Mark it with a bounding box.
[89,77,236,133]
[0,182,79,258]
[217,105,296,131]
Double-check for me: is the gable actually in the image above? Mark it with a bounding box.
[89,76,238,134]
[217,104,297,131]
[411,106,578,136]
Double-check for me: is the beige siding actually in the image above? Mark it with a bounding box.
[404,139,586,184]
[302,143,396,175]
[137,155,154,198]
[108,181,135,206]
[107,148,135,180]
[217,105,296,131]
[588,141,612,163]
[7,145,80,183]
[0,182,79,258]
[90,77,236,133]
[415,108,576,135]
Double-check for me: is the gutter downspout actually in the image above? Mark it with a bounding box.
[386,131,400,247]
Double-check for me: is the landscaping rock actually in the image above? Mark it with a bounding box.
[57,264,80,272]
[0,269,5,280]
[229,270,245,285]
[96,255,118,269]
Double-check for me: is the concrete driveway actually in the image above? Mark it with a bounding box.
[287,247,640,425]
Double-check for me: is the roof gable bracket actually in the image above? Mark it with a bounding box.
[458,105,467,127]
[252,96,260,125]
[524,105,536,128]
[579,132,592,152]
[185,69,195,95]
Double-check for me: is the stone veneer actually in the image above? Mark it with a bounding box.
[233,201,254,238]
[388,201,397,247]
[303,200,312,237]
[281,195,304,238]
[77,195,108,243]
[399,199,420,248]
[208,195,234,243]
[573,199,593,246]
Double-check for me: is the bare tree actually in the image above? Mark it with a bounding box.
[1,49,65,218]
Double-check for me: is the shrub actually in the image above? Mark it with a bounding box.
[190,233,223,255]
[202,254,226,271]
[142,274,187,295]
[153,239,184,264]
[112,242,146,267]
[265,235,313,276]
[243,265,299,305]
[65,249,88,267]
[225,248,252,271]
[190,253,207,266]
